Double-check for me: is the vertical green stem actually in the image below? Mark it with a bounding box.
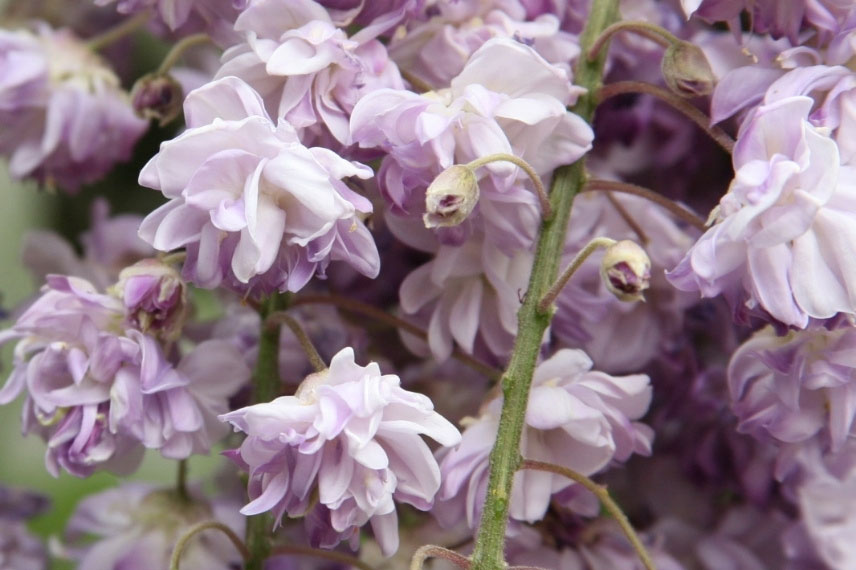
[468,2,620,569]
[245,293,289,570]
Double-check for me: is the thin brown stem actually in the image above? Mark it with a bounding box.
[605,191,649,244]
[520,459,656,570]
[176,459,189,501]
[290,294,502,382]
[598,81,735,153]
[86,10,150,51]
[266,312,327,373]
[538,237,616,314]
[583,179,707,232]
[169,521,250,570]
[466,154,552,220]
[270,544,374,570]
[411,545,471,570]
[587,20,679,61]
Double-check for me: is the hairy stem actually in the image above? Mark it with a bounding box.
[290,293,502,381]
[468,2,620,568]
[466,154,552,219]
[537,237,617,313]
[587,20,679,60]
[245,293,289,570]
[583,179,707,231]
[598,81,735,153]
[266,311,327,373]
[169,521,250,570]
[411,545,472,570]
[270,544,374,570]
[520,459,656,570]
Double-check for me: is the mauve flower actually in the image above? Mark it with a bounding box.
[398,234,532,362]
[220,347,461,556]
[728,325,856,455]
[59,483,244,570]
[94,0,246,43]
[216,0,404,145]
[0,275,249,476]
[351,37,592,247]
[112,259,188,341]
[438,349,653,528]
[0,520,47,570]
[138,76,379,295]
[669,96,856,328]
[0,24,147,192]
[22,199,154,290]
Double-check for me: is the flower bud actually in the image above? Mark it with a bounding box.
[112,259,187,340]
[423,165,480,228]
[661,41,716,98]
[600,240,651,302]
[131,72,184,126]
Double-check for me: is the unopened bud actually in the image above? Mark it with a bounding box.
[423,165,480,228]
[112,259,188,340]
[131,72,184,126]
[661,41,716,97]
[600,240,651,302]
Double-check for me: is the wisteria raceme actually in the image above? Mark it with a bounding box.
[220,347,461,556]
[0,275,249,476]
[138,76,380,294]
[0,24,147,191]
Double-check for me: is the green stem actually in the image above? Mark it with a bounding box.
[266,311,327,373]
[587,20,680,61]
[468,3,620,569]
[583,179,708,231]
[537,237,616,314]
[520,460,656,570]
[86,10,150,51]
[176,459,189,502]
[245,293,289,570]
[465,154,552,220]
[169,521,250,570]
[158,33,213,74]
[410,545,471,570]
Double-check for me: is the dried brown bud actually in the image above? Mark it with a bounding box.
[423,165,480,228]
[661,41,716,98]
[600,240,651,302]
[131,72,184,126]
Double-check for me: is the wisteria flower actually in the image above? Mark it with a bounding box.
[216,0,404,145]
[0,24,147,191]
[59,482,244,570]
[438,349,653,527]
[669,95,856,328]
[728,325,856,454]
[220,347,461,556]
[138,76,379,295]
[0,275,249,476]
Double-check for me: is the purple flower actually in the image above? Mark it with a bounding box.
[0,275,249,476]
[0,519,47,570]
[220,347,461,556]
[59,483,244,570]
[728,325,856,454]
[138,76,379,295]
[112,259,188,341]
[438,349,653,527]
[216,0,404,145]
[669,96,856,328]
[0,24,147,192]
[94,0,246,43]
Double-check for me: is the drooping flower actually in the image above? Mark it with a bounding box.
[112,259,188,341]
[0,275,250,477]
[138,76,379,295]
[0,486,49,570]
[220,347,461,556]
[59,483,244,570]
[437,349,653,528]
[0,24,147,191]
[351,37,592,250]
[728,325,856,455]
[669,96,856,328]
[216,0,404,145]
[94,0,246,43]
